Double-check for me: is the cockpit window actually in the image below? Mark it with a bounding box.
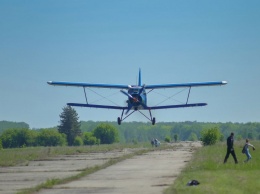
[129,88,139,94]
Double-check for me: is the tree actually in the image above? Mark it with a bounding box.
[58,106,81,146]
[93,123,119,144]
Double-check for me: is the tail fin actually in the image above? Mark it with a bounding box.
[138,68,141,86]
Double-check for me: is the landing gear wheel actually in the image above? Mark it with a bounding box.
[152,117,156,125]
[117,117,121,125]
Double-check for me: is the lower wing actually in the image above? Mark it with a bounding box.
[67,103,207,110]
[145,103,207,110]
[67,103,127,110]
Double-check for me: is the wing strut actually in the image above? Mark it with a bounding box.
[83,87,88,104]
[186,87,191,104]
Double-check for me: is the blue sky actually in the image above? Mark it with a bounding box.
[1,1,260,128]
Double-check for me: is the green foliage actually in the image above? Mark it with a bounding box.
[188,132,198,141]
[58,106,81,146]
[37,129,67,146]
[0,139,2,150]
[173,134,178,142]
[200,127,221,145]
[83,132,99,145]
[73,136,83,146]
[0,128,33,148]
[164,135,171,143]
[236,134,242,141]
[93,123,119,144]
[219,133,225,142]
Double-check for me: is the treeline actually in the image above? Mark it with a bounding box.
[1,120,260,149]
[0,124,119,149]
[81,121,260,143]
[0,128,66,148]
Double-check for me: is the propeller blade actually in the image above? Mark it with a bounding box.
[120,90,134,99]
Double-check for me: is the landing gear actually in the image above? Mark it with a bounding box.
[152,117,156,125]
[117,117,121,125]
[117,109,156,125]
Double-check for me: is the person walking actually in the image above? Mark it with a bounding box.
[243,138,255,162]
[224,132,238,164]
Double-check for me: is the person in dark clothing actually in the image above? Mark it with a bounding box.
[224,132,238,164]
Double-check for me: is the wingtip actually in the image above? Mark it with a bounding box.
[47,81,52,85]
[222,81,228,85]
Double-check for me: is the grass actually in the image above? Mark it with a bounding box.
[0,143,152,167]
[164,141,260,194]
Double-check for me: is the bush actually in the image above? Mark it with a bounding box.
[73,136,83,146]
[93,123,119,144]
[0,128,31,148]
[165,136,171,143]
[37,129,67,146]
[83,132,99,145]
[200,127,222,146]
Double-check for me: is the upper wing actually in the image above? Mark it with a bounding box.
[48,81,227,89]
[145,81,227,89]
[47,81,129,89]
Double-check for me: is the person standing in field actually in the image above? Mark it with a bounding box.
[243,138,255,162]
[224,132,238,164]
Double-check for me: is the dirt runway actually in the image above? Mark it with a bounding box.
[0,142,201,194]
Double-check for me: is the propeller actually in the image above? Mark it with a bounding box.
[120,85,147,114]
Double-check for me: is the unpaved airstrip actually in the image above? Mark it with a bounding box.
[0,142,201,194]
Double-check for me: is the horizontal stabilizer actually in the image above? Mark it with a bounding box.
[67,103,127,110]
[146,103,207,110]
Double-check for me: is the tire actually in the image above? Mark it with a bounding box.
[152,117,156,125]
[117,117,121,125]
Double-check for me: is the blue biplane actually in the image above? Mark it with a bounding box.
[47,69,227,125]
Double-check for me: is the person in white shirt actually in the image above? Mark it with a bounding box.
[243,138,255,162]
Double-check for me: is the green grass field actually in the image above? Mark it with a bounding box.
[164,141,260,194]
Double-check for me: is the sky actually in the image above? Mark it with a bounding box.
[1,1,260,128]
